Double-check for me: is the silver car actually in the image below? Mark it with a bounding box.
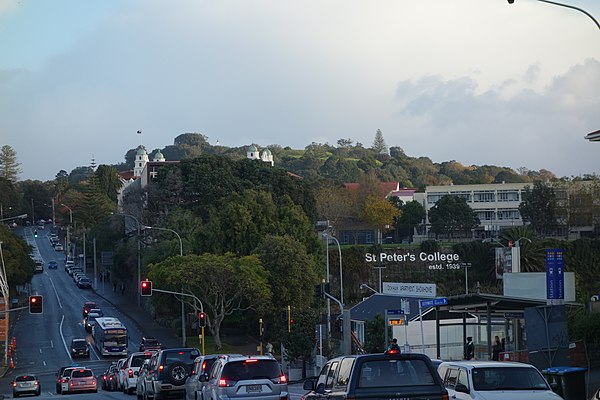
[185,354,242,400]
[200,355,288,400]
[12,374,41,397]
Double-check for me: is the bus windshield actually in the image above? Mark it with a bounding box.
[104,332,127,347]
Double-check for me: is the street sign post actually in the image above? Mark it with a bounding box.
[419,297,448,308]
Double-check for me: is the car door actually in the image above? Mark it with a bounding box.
[444,367,471,400]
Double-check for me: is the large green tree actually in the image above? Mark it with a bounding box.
[519,181,557,235]
[0,225,34,287]
[371,129,388,155]
[429,195,480,238]
[95,165,123,202]
[147,253,271,349]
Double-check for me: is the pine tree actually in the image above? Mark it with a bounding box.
[0,145,22,182]
[371,129,388,155]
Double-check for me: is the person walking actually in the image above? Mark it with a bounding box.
[464,336,474,360]
[492,336,502,361]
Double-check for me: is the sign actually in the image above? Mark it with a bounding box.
[388,316,406,326]
[545,248,564,302]
[383,282,436,298]
[420,297,448,308]
[386,309,403,316]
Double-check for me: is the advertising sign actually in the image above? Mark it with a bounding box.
[383,282,436,298]
[556,249,565,300]
[545,249,557,301]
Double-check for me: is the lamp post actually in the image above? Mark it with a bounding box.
[360,283,378,294]
[61,204,74,259]
[144,225,187,346]
[323,233,343,305]
[61,203,73,224]
[113,212,142,306]
[508,0,600,30]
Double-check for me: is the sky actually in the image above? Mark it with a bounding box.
[1,0,599,181]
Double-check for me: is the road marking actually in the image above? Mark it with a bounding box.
[59,314,72,362]
[48,274,63,309]
[51,339,54,348]
[39,348,42,354]
[43,360,46,366]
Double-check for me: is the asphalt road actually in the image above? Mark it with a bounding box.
[0,227,307,399]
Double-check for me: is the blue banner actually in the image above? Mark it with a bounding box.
[556,249,565,300]
[545,249,557,300]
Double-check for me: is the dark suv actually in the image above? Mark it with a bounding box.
[302,352,448,399]
[139,336,163,352]
[140,347,200,400]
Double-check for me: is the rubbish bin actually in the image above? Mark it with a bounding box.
[542,366,587,400]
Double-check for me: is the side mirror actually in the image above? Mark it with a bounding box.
[315,382,326,394]
[455,383,470,394]
[303,380,315,391]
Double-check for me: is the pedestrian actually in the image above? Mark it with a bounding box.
[113,281,117,292]
[120,282,125,295]
[464,336,474,360]
[265,341,274,355]
[492,336,502,361]
[387,338,401,352]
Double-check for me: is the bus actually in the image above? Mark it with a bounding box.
[92,317,128,356]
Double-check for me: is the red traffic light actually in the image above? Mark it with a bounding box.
[199,312,207,327]
[29,295,43,314]
[141,280,152,296]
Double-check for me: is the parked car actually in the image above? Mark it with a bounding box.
[136,359,152,397]
[12,374,41,397]
[102,364,119,391]
[138,347,200,400]
[437,360,562,400]
[77,277,93,289]
[185,354,242,400]
[302,351,447,400]
[200,354,288,400]
[70,338,90,358]
[54,243,63,251]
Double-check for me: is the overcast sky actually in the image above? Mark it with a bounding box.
[1,0,599,181]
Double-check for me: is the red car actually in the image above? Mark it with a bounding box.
[82,301,97,318]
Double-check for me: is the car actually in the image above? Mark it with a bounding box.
[119,351,155,395]
[85,312,101,332]
[139,336,163,352]
[200,354,288,400]
[47,260,58,269]
[185,354,242,400]
[302,351,447,400]
[73,272,86,283]
[12,374,41,397]
[437,360,562,400]
[89,308,104,317]
[70,338,90,358]
[82,301,97,317]
[115,357,129,392]
[56,366,77,394]
[102,364,119,391]
[77,277,93,289]
[64,260,75,269]
[54,243,63,251]
[138,347,200,400]
[62,368,97,394]
[136,359,151,398]
[34,259,44,273]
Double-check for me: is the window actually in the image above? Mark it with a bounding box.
[476,210,496,221]
[474,191,495,202]
[358,359,435,388]
[497,190,520,202]
[445,368,459,388]
[325,361,339,390]
[221,360,281,380]
[457,368,469,388]
[335,357,355,387]
[316,364,331,388]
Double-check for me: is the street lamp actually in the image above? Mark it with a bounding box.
[144,226,183,256]
[113,212,142,306]
[507,0,600,30]
[323,232,343,305]
[359,283,378,294]
[61,203,73,224]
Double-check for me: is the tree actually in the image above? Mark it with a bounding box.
[519,181,557,235]
[499,226,544,272]
[0,145,22,182]
[362,195,400,244]
[371,129,388,155]
[428,195,480,238]
[147,253,271,349]
[95,164,123,202]
[0,225,35,286]
[395,200,426,240]
[364,314,387,353]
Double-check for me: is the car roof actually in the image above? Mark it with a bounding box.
[439,360,532,369]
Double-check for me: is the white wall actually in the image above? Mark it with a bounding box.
[503,272,575,302]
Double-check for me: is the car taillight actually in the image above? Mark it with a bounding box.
[442,394,449,400]
[34,381,39,386]
[158,365,164,372]
[128,369,133,378]
[218,379,227,387]
[279,374,287,383]
[385,349,400,354]
[11,382,16,387]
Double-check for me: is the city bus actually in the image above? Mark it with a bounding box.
[92,317,128,356]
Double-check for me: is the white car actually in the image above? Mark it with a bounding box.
[438,361,562,400]
[115,357,128,391]
[119,351,155,395]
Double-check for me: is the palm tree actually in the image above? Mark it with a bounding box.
[500,226,544,272]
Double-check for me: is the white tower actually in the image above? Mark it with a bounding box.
[261,148,274,166]
[133,145,149,177]
[246,144,260,160]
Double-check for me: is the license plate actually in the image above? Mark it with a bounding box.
[80,381,87,385]
[247,384,262,393]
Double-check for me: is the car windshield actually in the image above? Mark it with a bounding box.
[72,340,87,349]
[221,359,281,380]
[16,375,36,381]
[131,354,153,367]
[472,367,550,391]
[357,359,435,387]
[164,349,200,366]
[143,339,160,346]
[72,369,93,378]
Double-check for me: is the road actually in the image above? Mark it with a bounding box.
[0,227,307,399]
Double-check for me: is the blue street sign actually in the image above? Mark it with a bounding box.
[386,309,403,315]
[420,297,448,308]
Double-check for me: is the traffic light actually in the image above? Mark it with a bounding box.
[34,230,38,238]
[199,312,207,327]
[140,280,152,296]
[29,295,43,314]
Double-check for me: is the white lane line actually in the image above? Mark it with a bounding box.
[88,339,101,360]
[59,314,73,362]
[48,274,63,309]
[39,348,42,354]
[43,360,46,366]
[51,340,54,348]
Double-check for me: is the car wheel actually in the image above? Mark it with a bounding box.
[167,361,190,386]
